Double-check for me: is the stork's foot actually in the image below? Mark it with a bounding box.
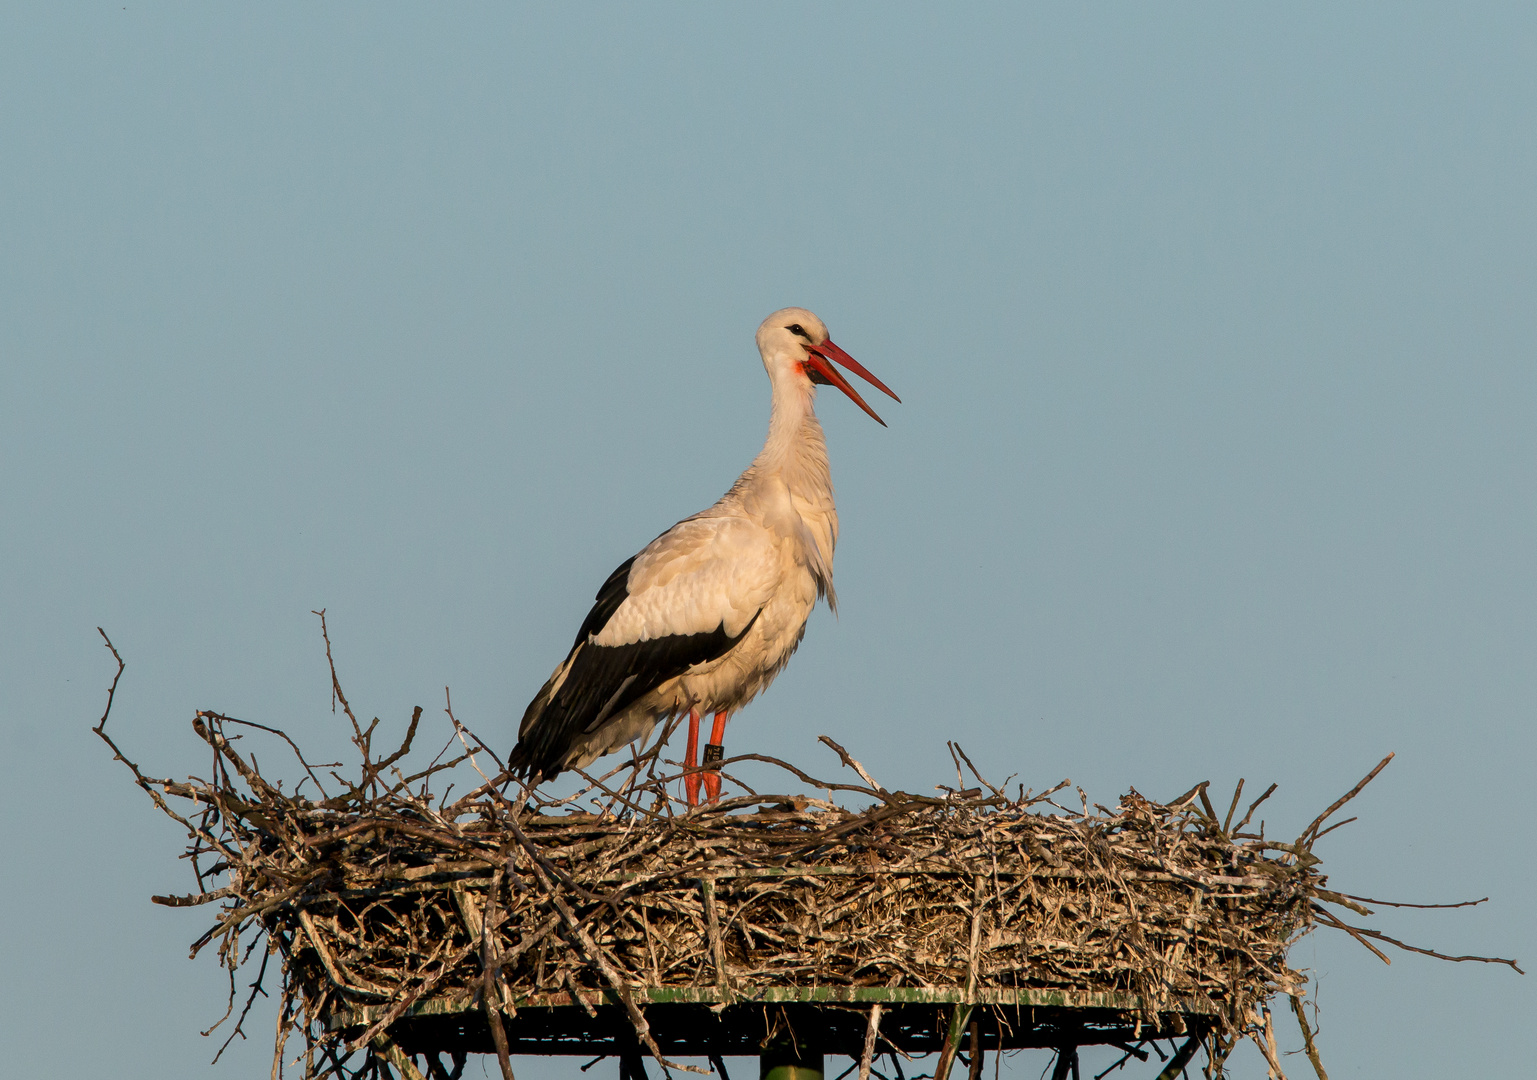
[702,742,724,803]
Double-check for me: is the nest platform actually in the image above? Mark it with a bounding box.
[330,985,1221,1059]
[92,631,1520,1080]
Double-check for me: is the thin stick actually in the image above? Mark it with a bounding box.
[951,743,1009,802]
[934,1005,972,1080]
[858,1004,882,1080]
[1151,1037,1201,1080]
[819,735,886,793]
[1316,910,1524,973]
[1221,779,1244,836]
[373,1036,429,1080]
[1233,782,1277,834]
[1288,996,1328,1080]
[1309,905,1390,965]
[1309,817,1357,843]
[1254,1005,1290,1080]
[1336,893,1488,911]
[1299,754,1394,847]
[312,609,365,746]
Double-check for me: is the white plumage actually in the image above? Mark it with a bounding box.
[509,307,898,802]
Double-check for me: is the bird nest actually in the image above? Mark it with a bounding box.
[93,628,1519,1080]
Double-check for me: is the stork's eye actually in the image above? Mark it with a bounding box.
[787,324,811,339]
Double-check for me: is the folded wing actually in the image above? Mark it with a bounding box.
[510,516,777,780]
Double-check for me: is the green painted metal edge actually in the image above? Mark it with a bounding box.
[327,984,1222,1031]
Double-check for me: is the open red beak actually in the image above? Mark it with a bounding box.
[804,338,902,426]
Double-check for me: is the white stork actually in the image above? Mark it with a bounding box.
[509,308,899,805]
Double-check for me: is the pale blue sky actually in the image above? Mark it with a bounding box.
[2,5,1533,1078]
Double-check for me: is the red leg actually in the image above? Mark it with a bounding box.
[683,708,702,807]
[702,711,728,803]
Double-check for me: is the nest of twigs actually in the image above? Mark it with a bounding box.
[93,625,1521,1080]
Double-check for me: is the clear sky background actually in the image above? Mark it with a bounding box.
[2,5,1533,1078]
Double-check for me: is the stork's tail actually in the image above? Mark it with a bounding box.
[509,675,565,782]
[506,742,557,782]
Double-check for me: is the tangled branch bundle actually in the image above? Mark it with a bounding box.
[93,628,1520,1080]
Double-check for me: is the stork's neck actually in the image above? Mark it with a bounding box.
[722,370,838,608]
[750,380,831,499]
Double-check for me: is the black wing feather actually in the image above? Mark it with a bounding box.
[510,555,758,781]
[572,555,636,651]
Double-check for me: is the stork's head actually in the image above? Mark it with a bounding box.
[755,307,901,425]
